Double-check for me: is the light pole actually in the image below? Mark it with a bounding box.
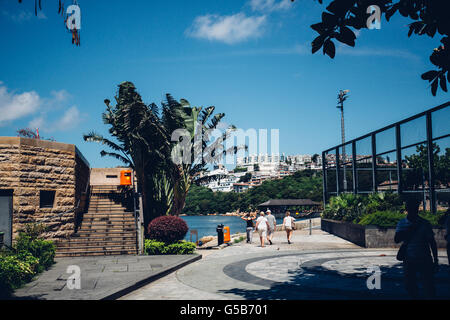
[337,90,350,191]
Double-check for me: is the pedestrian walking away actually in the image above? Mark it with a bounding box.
[265,209,276,245]
[438,206,450,265]
[395,198,439,299]
[283,211,296,244]
[241,213,255,244]
[255,211,270,248]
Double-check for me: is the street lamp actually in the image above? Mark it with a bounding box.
[337,90,350,191]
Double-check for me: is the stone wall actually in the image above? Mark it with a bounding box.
[322,218,447,248]
[0,137,90,241]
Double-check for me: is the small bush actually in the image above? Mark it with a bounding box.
[358,211,405,228]
[144,239,196,255]
[0,223,56,297]
[0,254,35,295]
[15,227,55,272]
[144,240,167,255]
[147,216,188,244]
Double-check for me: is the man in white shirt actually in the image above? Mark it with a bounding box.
[255,211,270,248]
[265,209,276,245]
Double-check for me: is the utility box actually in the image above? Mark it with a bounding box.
[120,170,132,186]
[223,226,231,243]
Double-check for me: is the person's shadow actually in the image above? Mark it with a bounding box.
[219,263,450,300]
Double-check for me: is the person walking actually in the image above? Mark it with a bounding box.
[438,207,450,265]
[241,213,255,243]
[395,198,439,299]
[255,211,270,248]
[283,211,296,244]
[265,209,276,245]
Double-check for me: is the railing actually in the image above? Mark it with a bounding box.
[322,101,450,213]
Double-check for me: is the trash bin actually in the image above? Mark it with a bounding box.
[223,226,231,243]
[216,224,224,246]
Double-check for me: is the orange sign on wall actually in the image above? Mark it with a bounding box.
[120,170,132,185]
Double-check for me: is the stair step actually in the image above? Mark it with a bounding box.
[56,243,137,249]
[56,250,138,257]
[85,212,133,215]
[81,218,135,222]
[57,240,137,248]
[76,231,137,236]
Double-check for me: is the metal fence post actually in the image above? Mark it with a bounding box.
[336,147,341,195]
[395,124,403,194]
[352,141,357,194]
[371,134,377,193]
[426,112,436,213]
[322,151,328,204]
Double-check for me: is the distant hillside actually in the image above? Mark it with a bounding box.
[183,170,323,215]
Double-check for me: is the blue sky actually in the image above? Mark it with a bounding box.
[0,0,448,168]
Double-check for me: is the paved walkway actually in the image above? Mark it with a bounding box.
[13,254,201,300]
[121,229,450,300]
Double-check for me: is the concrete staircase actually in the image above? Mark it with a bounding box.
[56,185,138,257]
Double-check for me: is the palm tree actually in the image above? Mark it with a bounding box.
[84,82,175,226]
[84,81,243,226]
[165,98,245,215]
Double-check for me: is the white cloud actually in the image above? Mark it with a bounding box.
[249,0,293,12]
[0,85,41,126]
[186,13,267,44]
[29,106,83,132]
[55,106,82,131]
[0,83,82,132]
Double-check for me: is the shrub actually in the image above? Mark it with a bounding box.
[322,192,405,223]
[144,239,196,255]
[358,211,406,228]
[0,254,35,295]
[165,241,196,255]
[144,240,167,255]
[147,216,188,244]
[15,231,55,272]
[420,210,447,227]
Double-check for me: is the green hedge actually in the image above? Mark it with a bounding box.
[144,239,196,255]
[0,223,56,297]
[358,211,406,228]
[348,210,446,228]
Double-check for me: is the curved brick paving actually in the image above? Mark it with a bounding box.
[121,229,450,300]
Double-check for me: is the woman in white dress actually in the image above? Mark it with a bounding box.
[283,211,296,244]
[255,211,270,248]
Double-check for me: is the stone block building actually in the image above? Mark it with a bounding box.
[0,137,90,246]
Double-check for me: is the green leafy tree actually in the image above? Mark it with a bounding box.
[302,0,449,96]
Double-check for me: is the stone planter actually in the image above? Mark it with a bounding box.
[321,218,447,248]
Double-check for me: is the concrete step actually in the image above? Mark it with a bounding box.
[82,217,135,221]
[69,234,136,240]
[88,202,127,206]
[76,230,137,237]
[56,249,138,257]
[84,212,133,216]
[80,222,135,227]
[57,240,137,248]
[56,241,137,249]
[56,245,137,252]
[78,228,137,234]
